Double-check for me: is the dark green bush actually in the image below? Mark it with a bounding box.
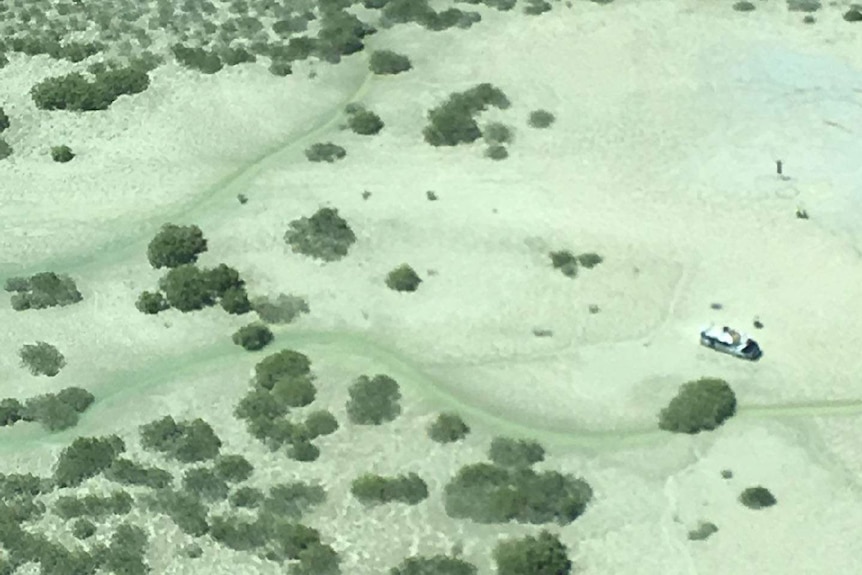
[390,554,478,575]
[351,472,428,505]
[524,0,553,15]
[18,341,65,376]
[221,46,256,65]
[576,252,603,269]
[422,8,481,31]
[6,271,82,310]
[53,435,126,488]
[549,250,578,278]
[346,374,402,425]
[658,377,737,434]
[104,458,173,489]
[423,84,509,147]
[348,108,384,135]
[284,207,356,262]
[528,109,555,128]
[687,521,718,541]
[304,142,347,163]
[55,387,95,413]
[54,491,133,519]
[158,265,216,311]
[739,486,776,509]
[213,454,254,483]
[71,518,97,540]
[369,49,412,74]
[232,322,274,351]
[30,67,150,111]
[262,481,327,519]
[732,1,756,10]
[135,290,170,314]
[101,523,149,575]
[252,293,309,324]
[483,122,513,144]
[221,287,253,313]
[493,530,572,575]
[229,485,264,508]
[271,374,317,407]
[382,0,434,23]
[144,489,209,536]
[488,437,545,468]
[139,416,222,463]
[258,518,322,562]
[146,223,208,269]
[58,41,104,62]
[235,388,289,424]
[50,145,75,163]
[208,513,268,551]
[304,410,339,438]
[0,398,23,426]
[293,542,341,575]
[287,439,320,462]
[171,44,223,73]
[204,263,243,297]
[0,139,10,160]
[485,144,508,160]
[844,8,862,20]
[317,9,374,57]
[21,393,82,432]
[272,15,311,36]
[428,412,470,443]
[787,0,820,11]
[268,58,293,76]
[0,107,8,133]
[182,467,230,502]
[385,264,422,292]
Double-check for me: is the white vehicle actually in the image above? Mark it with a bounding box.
[699,324,762,361]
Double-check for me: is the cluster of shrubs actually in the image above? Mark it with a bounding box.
[0,387,95,432]
[232,322,274,351]
[5,37,104,62]
[351,472,429,505]
[284,207,357,262]
[658,377,737,434]
[314,7,377,63]
[53,490,133,519]
[345,103,385,135]
[251,293,310,324]
[53,435,126,488]
[379,0,482,31]
[4,271,83,310]
[482,121,514,160]
[346,374,402,425]
[137,224,253,315]
[139,415,223,463]
[50,144,75,162]
[18,341,65,376]
[368,49,412,75]
[423,83,511,147]
[523,0,553,15]
[104,458,173,489]
[305,142,347,162]
[443,437,593,525]
[234,349,338,461]
[549,250,603,278]
[385,264,422,292]
[30,65,151,112]
[427,412,471,443]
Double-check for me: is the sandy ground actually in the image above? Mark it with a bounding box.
[2,1,862,573]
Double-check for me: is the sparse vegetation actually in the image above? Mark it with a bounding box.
[5,271,83,310]
[252,293,310,324]
[232,322,274,351]
[304,142,347,162]
[146,223,208,269]
[739,486,777,509]
[428,412,470,443]
[658,377,737,434]
[688,521,719,540]
[50,144,75,162]
[139,416,222,463]
[369,49,412,74]
[346,374,402,425]
[351,472,429,505]
[485,144,508,160]
[493,530,572,575]
[386,264,422,292]
[528,109,555,128]
[549,250,578,278]
[284,207,356,262]
[18,341,65,377]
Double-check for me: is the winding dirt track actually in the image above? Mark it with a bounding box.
[2,66,861,456]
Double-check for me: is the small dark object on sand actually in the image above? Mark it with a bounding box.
[721,469,733,479]
[362,190,371,200]
[753,318,764,329]
[776,160,782,175]
[796,207,809,219]
[588,304,600,314]
[532,328,553,337]
[710,302,723,310]
[426,191,438,201]
[237,194,248,204]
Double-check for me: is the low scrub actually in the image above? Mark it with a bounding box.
[427,412,470,443]
[386,264,422,292]
[658,377,737,434]
[30,66,150,111]
[423,83,511,147]
[104,458,173,489]
[139,416,222,463]
[305,142,347,163]
[351,472,429,505]
[252,293,310,324]
[146,223,208,269]
[368,49,412,74]
[488,436,545,468]
[390,554,478,575]
[232,323,274,351]
[54,491,133,519]
[284,207,356,262]
[53,435,126,488]
[739,486,777,509]
[493,530,572,575]
[18,341,65,377]
[346,374,402,425]
[4,271,83,310]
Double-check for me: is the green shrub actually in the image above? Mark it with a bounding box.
[221,46,256,65]
[0,398,23,426]
[104,458,173,489]
[71,518,97,540]
[6,271,83,310]
[287,439,320,462]
[182,467,230,502]
[55,387,95,413]
[21,393,82,431]
[390,555,478,575]
[493,530,572,575]
[732,1,756,10]
[229,485,264,508]
[158,265,216,311]
[232,322,274,351]
[844,8,862,20]
[268,58,293,76]
[271,375,317,407]
[304,410,339,438]
[488,437,545,468]
[213,454,253,483]
[304,142,347,163]
[485,145,508,160]
[146,223,208,269]
[203,263,243,297]
[739,486,776,509]
[258,518,322,562]
[53,435,125,488]
[0,139,11,160]
[382,0,434,24]
[422,7,481,30]
[528,109,555,128]
[787,0,820,11]
[316,9,374,57]
[351,472,428,505]
[658,377,737,434]
[144,489,208,536]
[272,15,310,36]
[576,252,603,269]
[385,264,422,292]
[252,293,310,324]
[293,542,341,575]
[369,49,412,74]
[423,84,510,146]
[284,207,356,262]
[428,413,470,443]
[687,521,719,541]
[102,523,149,575]
[139,416,222,463]
[261,481,327,519]
[483,122,512,144]
[208,513,268,551]
[18,341,65,377]
[135,290,170,314]
[50,145,75,162]
[54,491,133,519]
[234,389,289,439]
[0,107,9,132]
[58,41,104,62]
[346,374,402,425]
[171,44,223,73]
[348,108,384,135]
[549,250,578,278]
[30,68,150,111]
[524,0,553,15]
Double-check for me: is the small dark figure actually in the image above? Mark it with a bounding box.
[776,160,783,175]
[426,191,438,201]
[710,302,723,310]
[753,317,764,329]
[796,207,809,219]
[237,194,248,204]
[361,190,371,200]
